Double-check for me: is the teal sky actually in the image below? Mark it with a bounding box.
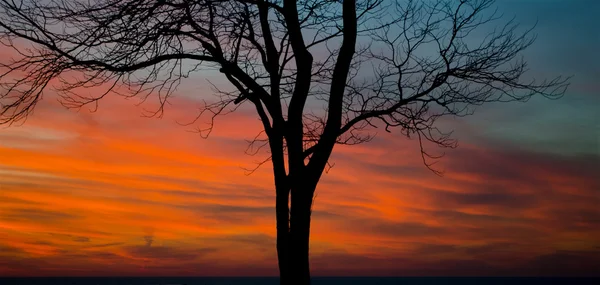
[445,0,599,157]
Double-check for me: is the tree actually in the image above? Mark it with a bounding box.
[0,0,568,284]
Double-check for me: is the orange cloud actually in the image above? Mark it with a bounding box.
[1,89,599,277]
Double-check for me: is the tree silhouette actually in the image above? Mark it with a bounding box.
[0,0,568,284]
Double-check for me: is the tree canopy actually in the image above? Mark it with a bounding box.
[0,0,568,172]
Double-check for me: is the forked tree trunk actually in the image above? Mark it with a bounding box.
[274,1,355,283]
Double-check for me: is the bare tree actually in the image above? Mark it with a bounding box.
[0,0,568,284]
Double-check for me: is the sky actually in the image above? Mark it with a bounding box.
[0,0,599,277]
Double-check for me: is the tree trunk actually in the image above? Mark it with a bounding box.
[276,182,290,285]
[289,184,313,285]
[276,174,316,285]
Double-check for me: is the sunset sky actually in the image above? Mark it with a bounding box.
[1,0,599,277]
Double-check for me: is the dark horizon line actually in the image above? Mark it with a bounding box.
[2,276,598,278]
